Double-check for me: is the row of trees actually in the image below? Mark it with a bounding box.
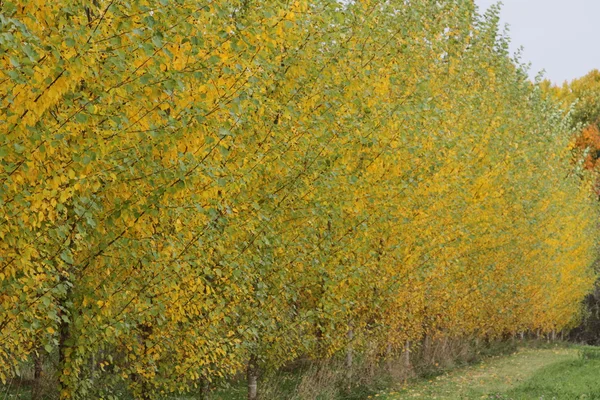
[546,70,600,343]
[1,0,597,398]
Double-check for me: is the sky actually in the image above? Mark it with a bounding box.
[474,0,600,85]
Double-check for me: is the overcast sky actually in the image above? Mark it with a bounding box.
[474,0,600,85]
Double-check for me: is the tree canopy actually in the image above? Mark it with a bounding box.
[1,1,597,398]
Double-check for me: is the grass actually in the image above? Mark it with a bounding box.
[379,344,600,399]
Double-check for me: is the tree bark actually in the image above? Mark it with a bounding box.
[423,334,432,364]
[198,376,210,400]
[139,323,153,400]
[346,327,354,388]
[57,273,73,400]
[247,355,258,400]
[31,350,44,400]
[403,341,411,370]
[346,329,354,370]
[386,342,393,373]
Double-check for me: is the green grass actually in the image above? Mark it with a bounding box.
[379,345,600,400]
[500,357,600,399]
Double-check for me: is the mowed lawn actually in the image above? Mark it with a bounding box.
[379,345,600,399]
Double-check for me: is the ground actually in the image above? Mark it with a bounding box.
[379,345,600,399]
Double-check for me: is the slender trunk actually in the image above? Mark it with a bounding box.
[403,341,411,370]
[139,323,153,400]
[57,274,73,399]
[386,343,393,373]
[89,351,97,383]
[401,340,412,383]
[442,337,449,360]
[31,350,44,400]
[551,330,556,341]
[57,214,77,400]
[247,354,258,400]
[199,376,210,400]
[346,329,354,371]
[345,328,354,387]
[58,319,71,398]
[423,334,432,364]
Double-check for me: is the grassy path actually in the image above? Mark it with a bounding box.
[378,345,600,399]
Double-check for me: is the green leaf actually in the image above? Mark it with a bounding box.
[13,143,25,153]
[9,56,20,68]
[60,251,74,265]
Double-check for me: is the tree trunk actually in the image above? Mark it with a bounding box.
[138,323,154,400]
[386,342,393,373]
[346,328,354,370]
[198,376,210,400]
[423,334,432,364]
[247,355,258,400]
[345,328,354,387]
[31,350,44,400]
[403,341,411,370]
[57,274,73,400]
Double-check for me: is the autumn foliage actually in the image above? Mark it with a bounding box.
[574,124,600,170]
[553,70,600,191]
[0,0,597,398]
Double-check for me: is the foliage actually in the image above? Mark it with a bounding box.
[0,0,597,398]
[550,71,600,344]
[552,70,600,173]
[556,70,600,128]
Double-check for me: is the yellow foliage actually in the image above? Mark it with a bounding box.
[0,0,596,398]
